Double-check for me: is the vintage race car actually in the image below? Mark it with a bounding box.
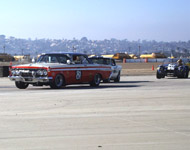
[156,58,189,79]
[88,56,122,82]
[9,53,112,89]
[186,59,190,68]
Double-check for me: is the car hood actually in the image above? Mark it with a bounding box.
[12,63,67,69]
[162,63,177,67]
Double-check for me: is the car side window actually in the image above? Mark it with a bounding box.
[73,55,89,64]
[81,56,89,64]
[58,56,68,64]
[102,59,107,65]
[73,55,81,64]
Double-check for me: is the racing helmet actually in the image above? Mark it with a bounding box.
[177,59,182,63]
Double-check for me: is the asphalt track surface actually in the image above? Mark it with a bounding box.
[0,76,190,150]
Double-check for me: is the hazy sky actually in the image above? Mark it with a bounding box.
[0,0,189,41]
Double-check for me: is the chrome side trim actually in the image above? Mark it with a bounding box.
[51,68,112,72]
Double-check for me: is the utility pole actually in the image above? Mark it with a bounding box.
[3,45,5,53]
[21,49,24,55]
[73,46,76,52]
[128,47,131,54]
[138,45,141,57]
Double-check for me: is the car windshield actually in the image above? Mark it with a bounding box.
[182,58,190,64]
[89,58,111,65]
[163,58,178,64]
[37,54,70,64]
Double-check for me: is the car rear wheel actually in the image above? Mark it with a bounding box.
[15,81,29,89]
[184,70,189,78]
[90,74,101,87]
[50,74,65,89]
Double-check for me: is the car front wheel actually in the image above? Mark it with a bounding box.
[156,71,162,79]
[15,81,29,89]
[50,74,65,89]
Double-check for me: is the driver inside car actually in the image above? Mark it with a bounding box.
[177,59,183,66]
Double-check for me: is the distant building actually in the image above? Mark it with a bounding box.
[14,55,31,62]
[0,53,15,62]
[112,53,131,60]
[101,54,114,58]
[100,53,131,60]
[140,53,166,59]
[129,54,138,59]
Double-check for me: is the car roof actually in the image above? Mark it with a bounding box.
[40,52,87,55]
[89,56,112,59]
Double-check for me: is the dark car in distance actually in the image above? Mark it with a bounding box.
[156,58,189,79]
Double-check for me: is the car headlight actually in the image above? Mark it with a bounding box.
[32,71,36,76]
[37,70,43,76]
[15,70,20,75]
[43,70,48,76]
[11,69,16,75]
[36,69,48,76]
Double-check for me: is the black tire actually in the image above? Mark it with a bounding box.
[114,72,120,82]
[15,81,29,89]
[0,67,3,77]
[156,71,162,79]
[90,74,101,87]
[103,78,110,83]
[183,70,189,78]
[50,74,65,89]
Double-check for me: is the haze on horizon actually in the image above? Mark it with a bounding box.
[0,0,190,42]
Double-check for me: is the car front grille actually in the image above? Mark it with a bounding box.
[20,72,33,77]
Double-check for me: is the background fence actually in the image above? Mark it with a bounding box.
[124,58,165,63]
[0,66,9,77]
[124,58,190,63]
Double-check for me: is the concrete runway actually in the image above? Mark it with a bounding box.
[0,76,190,150]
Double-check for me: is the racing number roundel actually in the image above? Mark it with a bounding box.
[76,70,82,80]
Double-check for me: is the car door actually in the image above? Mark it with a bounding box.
[72,54,92,83]
[79,55,92,82]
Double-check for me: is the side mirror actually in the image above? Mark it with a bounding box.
[67,60,71,64]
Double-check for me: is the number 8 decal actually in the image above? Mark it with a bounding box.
[76,70,82,80]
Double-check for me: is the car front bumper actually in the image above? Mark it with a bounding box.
[8,76,53,83]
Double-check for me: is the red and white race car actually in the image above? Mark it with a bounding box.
[9,53,112,89]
